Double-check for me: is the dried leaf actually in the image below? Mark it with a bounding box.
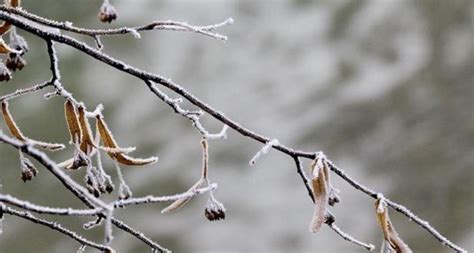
[10,0,21,7]
[1,101,65,151]
[96,115,158,166]
[2,101,26,141]
[309,157,330,233]
[78,106,97,154]
[0,38,17,54]
[64,100,82,144]
[161,178,204,213]
[375,198,413,253]
[0,23,11,36]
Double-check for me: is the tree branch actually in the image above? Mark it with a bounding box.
[1,205,113,252]
[0,7,467,253]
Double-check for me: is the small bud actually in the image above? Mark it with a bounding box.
[204,196,226,221]
[5,53,26,71]
[98,1,118,23]
[118,192,131,200]
[92,189,100,198]
[0,61,12,82]
[20,157,38,182]
[105,182,114,194]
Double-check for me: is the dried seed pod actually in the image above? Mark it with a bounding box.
[161,178,204,213]
[96,114,158,166]
[204,197,226,221]
[20,157,38,182]
[309,155,330,233]
[0,23,11,36]
[0,38,17,54]
[5,53,26,71]
[10,0,21,7]
[98,1,118,23]
[375,196,412,253]
[64,100,82,144]
[118,182,132,200]
[1,101,25,140]
[1,101,65,150]
[0,61,12,82]
[78,105,98,154]
[105,182,114,194]
[0,2,20,38]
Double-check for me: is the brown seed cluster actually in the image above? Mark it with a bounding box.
[0,62,12,82]
[20,158,38,182]
[0,0,29,81]
[204,197,226,221]
[98,1,118,23]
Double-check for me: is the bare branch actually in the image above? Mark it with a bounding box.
[1,205,113,252]
[0,6,232,41]
[114,184,217,208]
[0,194,100,216]
[328,223,375,251]
[0,81,52,102]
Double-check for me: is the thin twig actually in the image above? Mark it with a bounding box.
[0,6,232,41]
[114,184,217,208]
[0,194,100,216]
[0,81,52,102]
[145,80,228,139]
[1,205,112,252]
[293,156,315,202]
[329,222,375,251]
[110,219,170,253]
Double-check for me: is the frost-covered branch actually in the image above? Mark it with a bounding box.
[0,5,232,42]
[0,194,100,216]
[0,4,467,253]
[1,205,113,252]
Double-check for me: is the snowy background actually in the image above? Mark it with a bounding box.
[0,0,473,252]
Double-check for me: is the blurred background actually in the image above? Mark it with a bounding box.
[0,0,473,252]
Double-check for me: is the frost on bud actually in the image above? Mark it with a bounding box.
[98,1,118,23]
[118,183,132,200]
[5,53,26,72]
[20,157,38,182]
[105,183,114,194]
[204,196,226,221]
[161,178,204,213]
[375,196,412,253]
[0,61,12,82]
